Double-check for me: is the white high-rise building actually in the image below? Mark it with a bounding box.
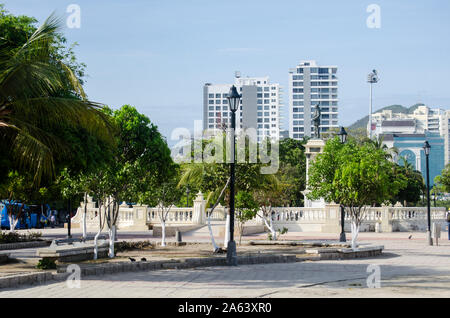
[288,60,338,139]
[203,73,283,141]
[371,105,450,165]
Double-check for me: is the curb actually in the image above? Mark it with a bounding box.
[0,241,51,251]
[0,247,383,290]
[56,254,298,276]
[0,272,53,289]
[0,254,297,290]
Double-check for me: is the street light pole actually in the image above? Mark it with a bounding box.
[186,187,190,207]
[367,70,379,139]
[423,141,433,246]
[226,85,241,266]
[337,126,348,242]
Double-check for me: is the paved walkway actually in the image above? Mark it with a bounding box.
[0,237,449,297]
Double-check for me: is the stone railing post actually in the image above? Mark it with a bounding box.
[321,203,340,233]
[192,192,206,224]
[381,206,393,232]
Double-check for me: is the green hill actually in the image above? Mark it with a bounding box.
[348,103,425,129]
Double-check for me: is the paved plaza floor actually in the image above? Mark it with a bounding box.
[0,228,449,298]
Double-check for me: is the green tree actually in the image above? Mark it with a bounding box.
[99,105,176,256]
[235,191,259,245]
[0,171,34,231]
[308,137,406,249]
[391,159,424,206]
[0,10,112,184]
[139,179,182,247]
[435,164,450,193]
[276,138,306,206]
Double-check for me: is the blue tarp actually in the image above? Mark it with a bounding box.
[0,201,51,229]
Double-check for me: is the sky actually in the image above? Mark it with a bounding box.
[4,0,450,144]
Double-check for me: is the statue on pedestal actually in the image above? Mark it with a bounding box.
[312,104,321,139]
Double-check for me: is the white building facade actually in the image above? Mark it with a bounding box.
[203,74,283,141]
[289,60,338,140]
[371,105,450,165]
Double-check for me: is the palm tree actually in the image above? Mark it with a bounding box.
[0,14,112,184]
[366,136,399,160]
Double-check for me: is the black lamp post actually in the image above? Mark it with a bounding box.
[423,141,433,246]
[186,187,190,207]
[67,198,72,238]
[226,85,241,266]
[337,127,348,242]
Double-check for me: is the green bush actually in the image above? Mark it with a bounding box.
[114,241,153,253]
[0,231,42,243]
[36,258,56,270]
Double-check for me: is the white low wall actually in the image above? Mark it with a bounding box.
[72,196,448,234]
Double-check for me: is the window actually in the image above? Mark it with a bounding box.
[257,93,263,98]
[216,100,221,104]
[209,100,214,104]
[208,94,214,98]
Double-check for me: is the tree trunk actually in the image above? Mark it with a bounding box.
[351,220,360,250]
[269,217,277,240]
[82,193,88,240]
[206,209,219,250]
[8,215,16,232]
[260,213,277,241]
[108,225,116,258]
[93,203,103,260]
[161,219,166,247]
[223,213,230,247]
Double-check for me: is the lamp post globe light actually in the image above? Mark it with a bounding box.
[226,85,241,266]
[337,126,348,242]
[423,141,433,246]
[367,70,379,140]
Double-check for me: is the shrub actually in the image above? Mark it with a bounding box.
[36,258,56,270]
[114,241,153,253]
[0,231,42,243]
